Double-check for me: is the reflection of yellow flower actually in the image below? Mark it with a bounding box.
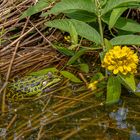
[102,46,139,75]
[88,81,98,91]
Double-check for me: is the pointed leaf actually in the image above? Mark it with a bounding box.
[104,38,113,51]
[102,0,140,15]
[20,0,54,19]
[117,74,136,92]
[69,22,78,45]
[79,63,89,73]
[106,76,121,104]
[91,72,104,82]
[109,7,127,29]
[53,45,75,56]
[42,0,96,16]
[104,17,140,33]
[67,49,87,65]
[60,71,82,83]
[66,10,96,22]
[28,67,58,76]
[110,35,140,45]
[46,19,101,44]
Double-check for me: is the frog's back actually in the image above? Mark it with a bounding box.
[8,75,48,96]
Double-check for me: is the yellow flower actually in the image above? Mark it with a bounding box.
[102,46,139,75]
[88,81,98,91]
[64,36,71,42]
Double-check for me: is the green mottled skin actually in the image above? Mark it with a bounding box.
[8,72,62,98]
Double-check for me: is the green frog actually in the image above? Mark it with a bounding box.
[7,72,62,100]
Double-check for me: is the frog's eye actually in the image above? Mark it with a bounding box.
[47,72,53,78]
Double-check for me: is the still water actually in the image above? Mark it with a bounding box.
[0,85,140,140]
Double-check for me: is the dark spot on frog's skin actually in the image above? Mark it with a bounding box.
[20,85,24,88]
[23,87,28,92]
[30,84,35,87]
[31,80,35,83]
[34,82,40,86]
[14,77,19,82]
[26,84,29,87]
[34,87,37,91]
[16,90,22,92]
[13,83,18,87]
[27,77,32,80]
[27,89,31,93]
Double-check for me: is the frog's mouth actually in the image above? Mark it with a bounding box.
[42,78,62,93]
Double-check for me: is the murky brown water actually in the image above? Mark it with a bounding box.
[0,85,140,140]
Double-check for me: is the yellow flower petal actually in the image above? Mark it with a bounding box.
[101,46,138,75]
[113,69,119,74]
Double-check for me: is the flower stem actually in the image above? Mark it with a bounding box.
[95,0,105,50]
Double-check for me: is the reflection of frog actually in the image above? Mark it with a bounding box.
[7,72,62,100]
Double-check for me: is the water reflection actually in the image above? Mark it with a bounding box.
[109,107,128,129]
[130,126,140,140]
[109,107,140,140]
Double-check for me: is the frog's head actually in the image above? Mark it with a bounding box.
[41,72,62,92]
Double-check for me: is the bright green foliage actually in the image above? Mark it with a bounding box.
[67,49,87,65]
[117,74,136,92]
[42,0,96,16]
[79,63,89,73]
[52,45,75,56]
[106,76,121,104]
[109,7,127,29]
[20,0,140,104]
[46,19,101,44]
[20,0,54,19]
[102,0,140,15]
[60,71,82,83]
[104,17,140,33]
[111,35,140,45]
[29,67,58,76]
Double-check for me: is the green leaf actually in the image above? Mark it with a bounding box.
[60,71,82,83]
[106,76,121,104]
[104,38,113,51]
[66,10,96,22]
[46,19,101,44]
[117,74,136,92]
[134,82,140,96]
[53,45,75,56]
[109,7,127,29]
[110,35,140,45]
[20,0,54,19]
[42,0,96,16]
[102,0,140,15]
[103,17,140,33]
[67,49,87,65]
[90,72,104,82]
[69,22,78,45]
[28,67,58,76]
[79,63,89,73]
